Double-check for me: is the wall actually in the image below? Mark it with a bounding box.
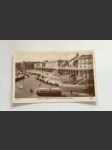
[44,61,58,69]
[0,40,112,111]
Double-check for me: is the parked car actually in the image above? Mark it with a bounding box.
[48,80,54,85]
[15,75,25,82]
[44,78,49,84]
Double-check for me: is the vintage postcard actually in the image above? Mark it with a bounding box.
[12,50,97,103]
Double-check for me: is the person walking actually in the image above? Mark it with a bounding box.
[39,83,41,87]
[30,89,33,95]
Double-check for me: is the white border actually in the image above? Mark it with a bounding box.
[12,49,97,104]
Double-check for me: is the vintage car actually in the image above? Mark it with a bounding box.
[15,75,25,82]
[44,78,49,84]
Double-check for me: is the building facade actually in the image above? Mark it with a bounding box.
[33,54,94,79]
[43,61,58,72]
[68,54,94,79]
[34,62,43,69]
[16,62,26,72]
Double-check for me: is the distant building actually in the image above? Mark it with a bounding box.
[34,62,43,69]
[16,62,25,71]
[44,61,59,72]
[16,62,35,72]
[16,63,21,71]
[33,54,94,79]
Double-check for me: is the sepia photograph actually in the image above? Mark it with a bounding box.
[12,50,97,103]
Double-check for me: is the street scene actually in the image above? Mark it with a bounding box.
[15,51,96,99]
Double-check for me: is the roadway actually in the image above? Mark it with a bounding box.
[15,76,90,98]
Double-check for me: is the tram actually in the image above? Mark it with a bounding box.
[36,87,62,97]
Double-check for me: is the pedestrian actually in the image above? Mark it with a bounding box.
[30,89,33,95]
[39,83,41,87]
[71,91,73,95]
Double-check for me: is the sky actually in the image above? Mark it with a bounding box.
[15,51,92,62]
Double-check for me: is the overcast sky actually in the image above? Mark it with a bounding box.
[15,51,92,62]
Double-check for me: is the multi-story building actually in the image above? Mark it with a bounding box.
[33,54,94,79]
[16,62,26,72]
[43,61,58,72]
[34,62,44,69]
[68,54,93,79]
[16,62,36,72]
[15,62,26,77]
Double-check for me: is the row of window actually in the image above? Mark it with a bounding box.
[78,58,93,64]
[79,65,92,69]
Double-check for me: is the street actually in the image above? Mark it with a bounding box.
[15,76,91,98]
